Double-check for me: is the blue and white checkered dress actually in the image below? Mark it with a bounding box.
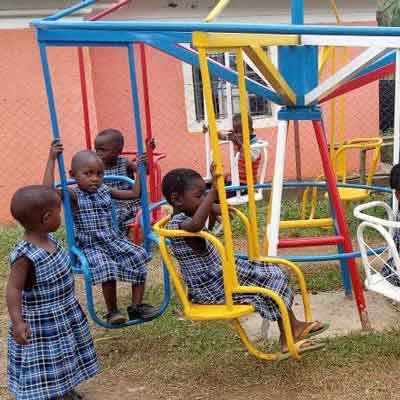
[104,156,141,231]
[8,236,99,400]
[166,213,294,321]
[382,211,400,286]
[72,184,149,285]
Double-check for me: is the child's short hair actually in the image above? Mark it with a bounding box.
[390,163,400,190]
[71,150,103,174]
[96,129,124,152]
[162,168,202,204]
[10,185,59,229]
[233,113,253,132]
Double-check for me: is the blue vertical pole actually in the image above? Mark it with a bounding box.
[291,0,304,25]
[38,43,75,252]
[127,43,151,252]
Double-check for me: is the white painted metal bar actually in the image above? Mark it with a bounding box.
[302,35,400,48]
[393,49,400,214]
[268,119,288,256]
[305,47,391,105]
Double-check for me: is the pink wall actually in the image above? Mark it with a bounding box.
[0,26,380,224]
[0,29,89,224]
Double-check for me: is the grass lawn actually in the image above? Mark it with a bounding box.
[2,195,400,399]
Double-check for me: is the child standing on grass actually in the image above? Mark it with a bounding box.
[43,140,157,325]
[94,129,141,235]
[162,168,328,354]
[6,185,99,400]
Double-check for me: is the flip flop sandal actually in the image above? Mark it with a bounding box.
[299,321,330,340]
[279,339,325,361]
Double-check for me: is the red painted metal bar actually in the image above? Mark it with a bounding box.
[320,63,395,104]
[313,120,370,329]
[78,0,132,150]
[278,235,344,249]
[78,48,92,149]
[138,42,161,219]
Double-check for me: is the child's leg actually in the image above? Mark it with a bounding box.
[102,281,126,324]
[131,283,145,305]
[278,310,326,352]
[128,283,158,320]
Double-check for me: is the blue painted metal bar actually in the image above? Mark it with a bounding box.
[43,0,97,21]
[72,246,170,329]
[32,20,400,36]
[355,51,395,79]
[291,0,304,25]
[38,43,76,252]
[127,43,152,253]
[147,39,283,105]
[36,29,192,44]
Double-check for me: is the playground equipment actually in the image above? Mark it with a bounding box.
[33,0,400,346]
[56,176,170,329]
[154,210,313,361]
[355,201,400,302]
[77,0,166,244]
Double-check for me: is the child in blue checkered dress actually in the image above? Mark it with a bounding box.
[382,163,400,286]
[162,168,327,353]
[6,185,99,400]
[94,129,141,235]
[43,140,157,325]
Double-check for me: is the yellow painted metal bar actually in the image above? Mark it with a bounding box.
[319,46,334,75]
[329,0,342,24]
[154,215,235,307]
[258,256,312,322]
[193,31,299,49]
[338,47,347,147]
[329,48,337,162]
[204,0,231,23]
[280,217,333,230]
[236,48,260,257]
[233,285,300,360]
[198,46,239,302]
[243,46,296,105]
[230,207,256,260]
[231,319,281,360]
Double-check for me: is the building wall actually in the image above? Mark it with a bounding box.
[0,29,92,224]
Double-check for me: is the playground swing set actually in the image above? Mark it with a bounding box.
[33,0,400,360]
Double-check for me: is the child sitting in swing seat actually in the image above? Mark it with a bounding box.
[161,167,328,354]
[43,140,157,325]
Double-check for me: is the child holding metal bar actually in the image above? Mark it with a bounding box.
[382,163,400,286]
[161,167,327,354]
[6,185,99,400]
[94,128,155,236]
[217,113,262,195]
[43,140,158,325]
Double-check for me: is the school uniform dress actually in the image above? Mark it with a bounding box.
[8,236,99,400]
[104,156,141,232]
[166,212,294,321]
[382,211,400,286]
[72,184,149,285]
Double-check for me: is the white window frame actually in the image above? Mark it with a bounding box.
[182,45,279,133]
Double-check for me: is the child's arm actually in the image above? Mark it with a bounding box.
[181,166,221,233]
[43,139,63,188]
[43,140,76,203]
[111,154,147,201]
[6,258,32,345]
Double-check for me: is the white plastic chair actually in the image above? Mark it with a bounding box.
[354,201,400,302]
